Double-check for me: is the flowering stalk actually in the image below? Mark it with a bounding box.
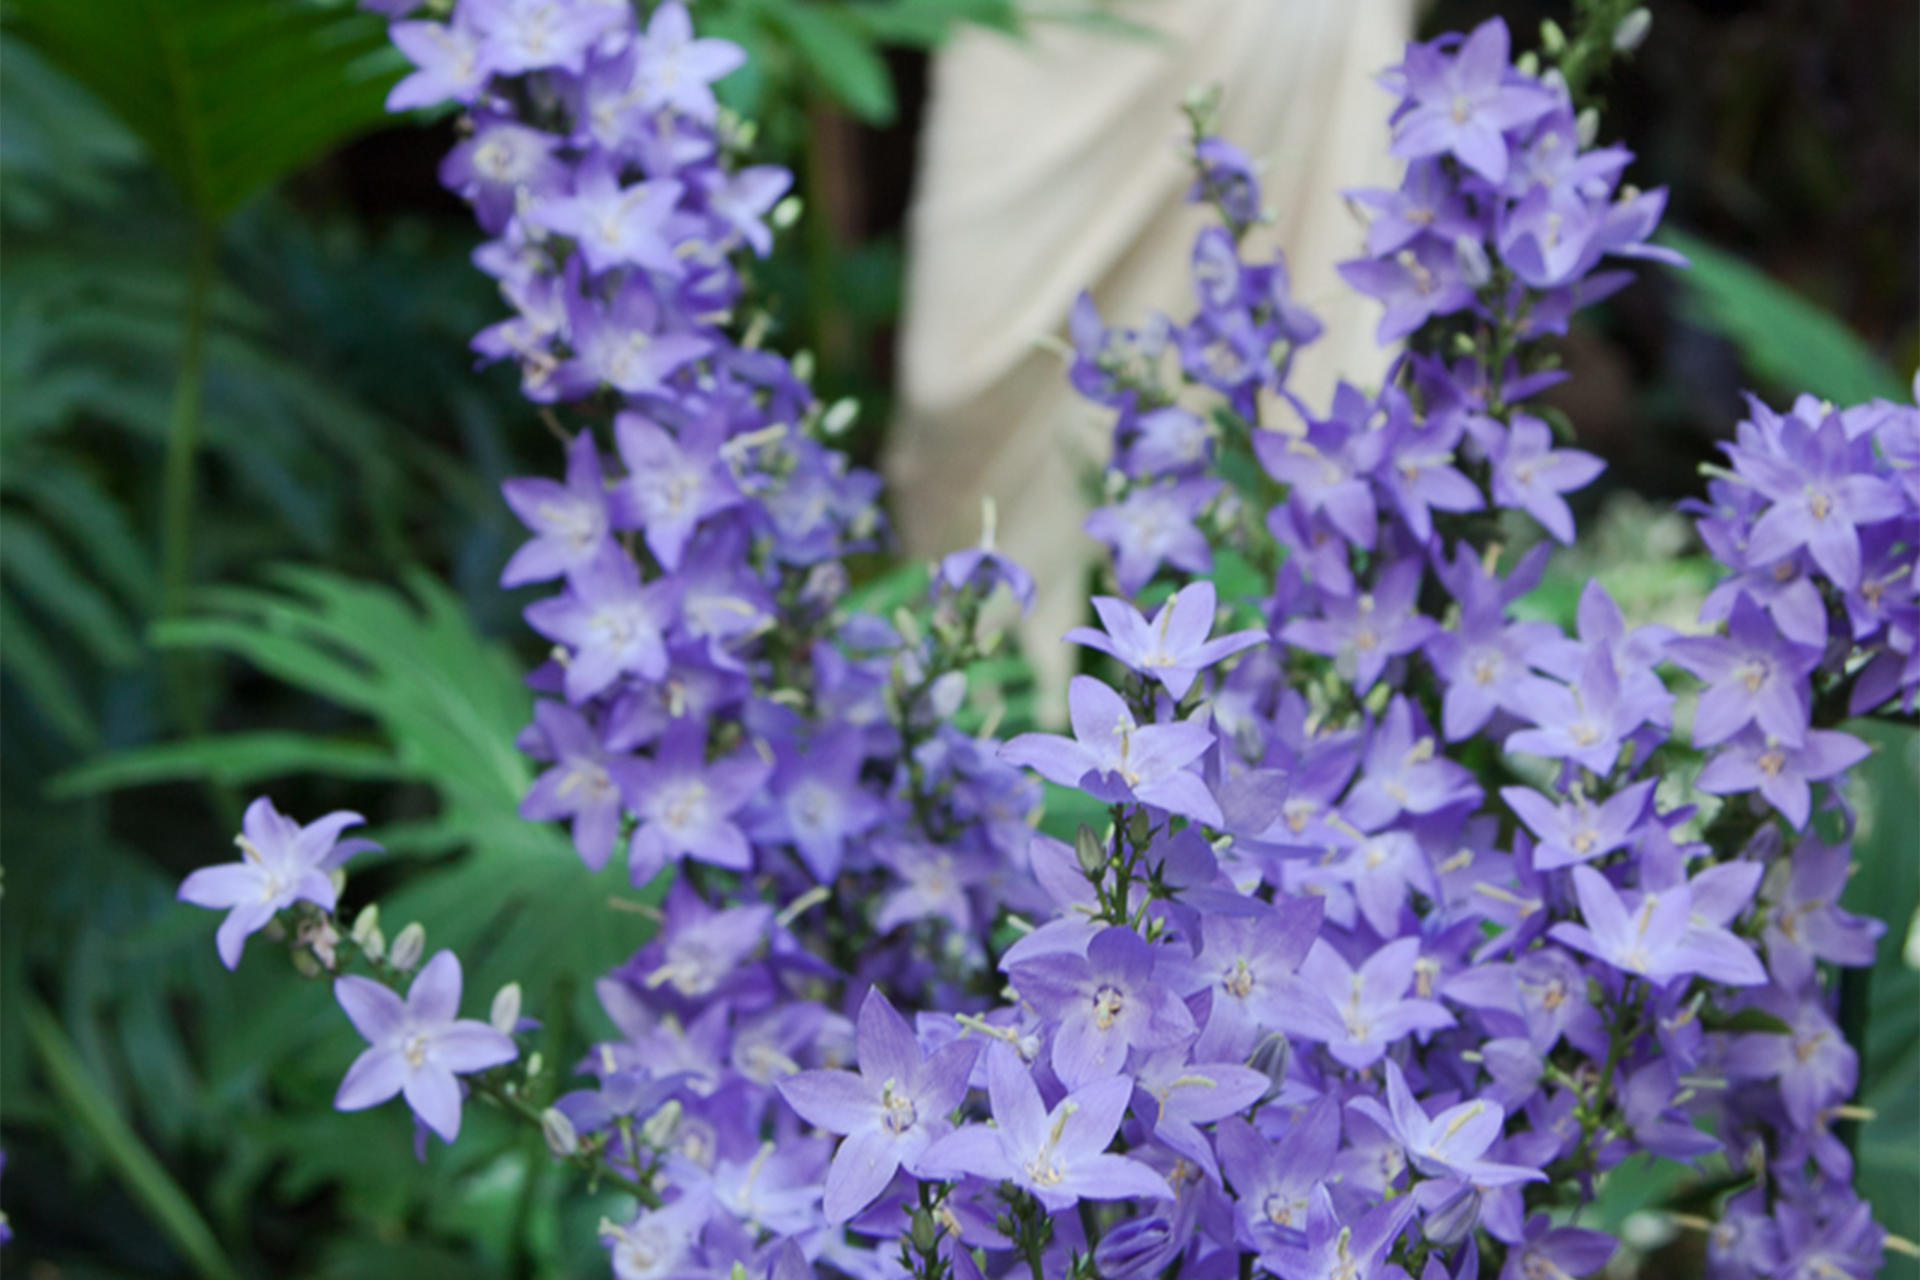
[168,3,1919,1278]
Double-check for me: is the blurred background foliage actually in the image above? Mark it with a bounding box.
[0,0,1913,1276]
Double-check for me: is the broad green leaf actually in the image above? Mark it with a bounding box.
[53,731,397,797]
[1660,229,1909,406]
[766,3,897,123]
[8,0,405,220]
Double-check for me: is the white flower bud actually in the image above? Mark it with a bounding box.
[770,195,802,229]
[540,1106,579,1157]
[1613,8,1652,53]
[1453,234,1492,288]
[388,923,425,972]
[819,397,859,437]
[1515,50,1540,78]
[525,1051,544,1079]
[1539,18,1566,54]
[640,1098,684,1149]
[350,905,383,962]
[1576,108,1600,149]
[491,981,524,1034]
[927,670,968,720]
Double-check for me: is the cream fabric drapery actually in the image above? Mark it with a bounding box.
[884,0,1413,703]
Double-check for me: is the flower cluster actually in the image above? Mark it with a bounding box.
[171,5,1918,1280]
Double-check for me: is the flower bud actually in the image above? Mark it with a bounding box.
[908,1209,940,1255]
[1093,1216,1179,1278]
[640,1097,684,1149]
[350,904,384,962]
[1421,1183,1482,1246]
[1248,1031,1292,1104]
[1613,8,1652,53]
[540,1106,579,1157]
[819,397,859,437]
[1539,18,1566,54]
[491,981,523,1034]
[1075,824,1108,878]
[1453,234,1492,288]
[524,1051,544,1079]
[770,195,802,230]
[388,922,425,972]
[328,867,348,898]
[1575,107,1600,149]
[892,607,923,649]
[1515,50,1540,78]
[927,670,968,720]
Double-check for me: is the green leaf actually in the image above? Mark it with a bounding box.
[8,0,404,220]
[766,3,897,123]
[1660,229,1909,406]
[0,512,143,667]
[0,596,99,750]
[23,995,243,1280]
[1701,1006,1794,1035]
[52,731,397,798]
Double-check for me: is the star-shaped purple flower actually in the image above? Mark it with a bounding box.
[1064,581,1266,700]
[1001,676,1223,826]
[178,797,376,969]
[333,950,518,1143]
[776,989,979,1223]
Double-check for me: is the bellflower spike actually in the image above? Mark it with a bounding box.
[1002,676,1223,825]
[776,989,979,1223]
[333,950,518,1142]
[179,797,376,969]
[921,1043,1173,1211]
[1064,581,1266,700]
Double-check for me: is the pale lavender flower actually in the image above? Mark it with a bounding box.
[611,412,742,570]
[616,718,770,884]
[1084,479,1220,595]
[1001,676,1223,825]
[179,797,376,969]
[1667,596,1823,748]
[1551,866,1766,988]
[1281,560,1437,696]
[1731,409,1906,590]
[1389,19,1555,184]
[333,951,517,1142]
[500,429,615,585]
[632,0,746,121]
[1009,925,1197,1089]
[387,15,491,111]
[1064,580,1265,700]
[776,989,978,1222]
[1695,728,1870,830]
[1490,415,1605,543]
[1347,1060,1543,1187]
[519,700,626,870]
[1276,937,1454,1069]
[1500,779,1655,871]
[921,1043,1172,1211]
[524,546,680,702]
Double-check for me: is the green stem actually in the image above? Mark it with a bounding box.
[161,218,216,627]
[23,996,243,1280]
[160,217,218,739]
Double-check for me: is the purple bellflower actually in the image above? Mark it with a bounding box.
[777,988,979,1222]
[1064,580,1266,700]
[178,797,376,969]
[1002,676,1223,826]
[1009,925,1198,1089]
[921,1043,1173,1211]
[333,950,518,1142]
